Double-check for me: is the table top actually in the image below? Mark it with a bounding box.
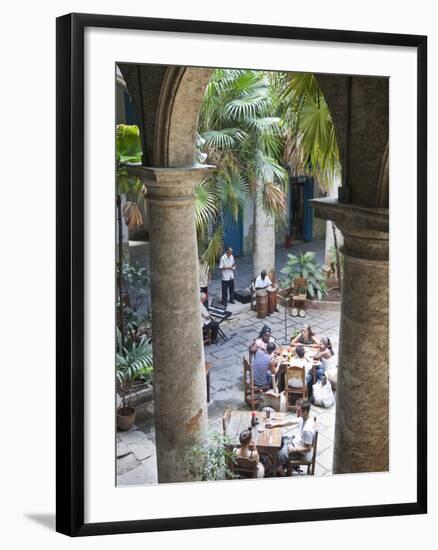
[225,410,285,450]
[275,346,320,367]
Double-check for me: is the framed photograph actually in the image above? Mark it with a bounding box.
[56,13,427,536]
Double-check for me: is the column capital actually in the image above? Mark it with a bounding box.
[310,198,389,261]
[127,164,215,204]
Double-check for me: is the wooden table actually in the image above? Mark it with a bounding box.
[225,410,286,473]
[276,346,321,384]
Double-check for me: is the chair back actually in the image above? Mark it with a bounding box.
[310,417,319,469]
[222,409,232,435]
[234,456,258,479]
[211,297,226,312]
[285,365,306,389]
[293,277,307,295]
[243,357,253,385]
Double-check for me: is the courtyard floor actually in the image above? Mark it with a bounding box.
[117,298,340,486]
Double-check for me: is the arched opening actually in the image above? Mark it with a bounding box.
[116,63,389,484]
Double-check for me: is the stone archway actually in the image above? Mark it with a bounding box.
[119,64,389,480]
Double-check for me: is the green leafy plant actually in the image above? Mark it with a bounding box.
[116,124,144,349]
[116,338,153,412]
[185,432,238,481]
[280,250,327,301]
[119,261,151,311]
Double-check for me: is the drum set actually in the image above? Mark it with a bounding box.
[255,286,278,318]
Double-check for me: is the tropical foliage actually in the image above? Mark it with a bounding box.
[185,431,237,481]
[196,69,289,267]
[278,72,341,190]
[115,125,153,403]
[280,250,327,301]
[116,338,153,411]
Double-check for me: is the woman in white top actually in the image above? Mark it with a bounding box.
[288,345,312,388]
[314,336,336,372]
[308,336,336,400]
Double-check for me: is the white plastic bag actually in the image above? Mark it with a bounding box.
[312,379,335,408]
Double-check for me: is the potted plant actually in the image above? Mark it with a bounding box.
[279,250,327,300]
[116,337,153,431]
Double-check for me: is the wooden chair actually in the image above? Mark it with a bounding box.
[232,456,258,479]
[243,357,271,410]
[284,365,308,411]
[203,326,212,345]
[291,277,307,313]
[222,409,232,435]
[286,417,318,476]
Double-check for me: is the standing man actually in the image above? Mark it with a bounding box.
[219,246,236,307]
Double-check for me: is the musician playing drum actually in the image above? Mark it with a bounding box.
[254,270,272,291]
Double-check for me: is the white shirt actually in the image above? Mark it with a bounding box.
[219,254,235,281]
[255,275,272,289]
[200,303,211,326]
[199,261,210,288]
[287,416,315,453]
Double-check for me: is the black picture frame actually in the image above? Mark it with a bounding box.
[56,13,427,537]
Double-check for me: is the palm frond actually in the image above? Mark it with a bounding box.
[200,225,224,270]
[193,179,219,231]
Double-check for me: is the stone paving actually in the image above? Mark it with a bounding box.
[117,300,339,486]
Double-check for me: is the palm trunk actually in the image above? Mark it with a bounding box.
[253,191,276,279]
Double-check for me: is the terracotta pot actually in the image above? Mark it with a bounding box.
[117,406,136,431]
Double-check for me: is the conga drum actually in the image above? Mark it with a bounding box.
[267,285,278,314]
[256,289,268,318]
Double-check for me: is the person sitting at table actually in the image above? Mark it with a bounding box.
[290,324,319,347]
[266,398,315,476]
[234,429,265,478]
[313,336,335,372]
[252,342,278,388]
[254,270,272,291]
[200,292,219,344]
[288,345,312,388]
[249,325,276,357]
[308,336,336,398]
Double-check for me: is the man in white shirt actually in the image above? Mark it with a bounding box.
[254,270,272,290]
[200,293,219,343]
[218,246,236,307]
[266,399,316,476]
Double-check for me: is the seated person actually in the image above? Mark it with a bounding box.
[254,270,272,291]
[252,342,278,387]
[266,398,315,476]
[308,336,336,398]
[200,292,219,344]
[234,429,265,478]
[291,324,319,347]
[288,345,312,388]
[249,325,276,356]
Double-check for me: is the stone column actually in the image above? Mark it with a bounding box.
[128,164,214,483]
[311,198,389,473]
[253,197,276,279]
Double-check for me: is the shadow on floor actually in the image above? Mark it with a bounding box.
[25,513,56,531]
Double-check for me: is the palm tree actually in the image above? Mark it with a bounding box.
[278,72,340,190]
[277,72,343,291]
[197,69,288,277]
